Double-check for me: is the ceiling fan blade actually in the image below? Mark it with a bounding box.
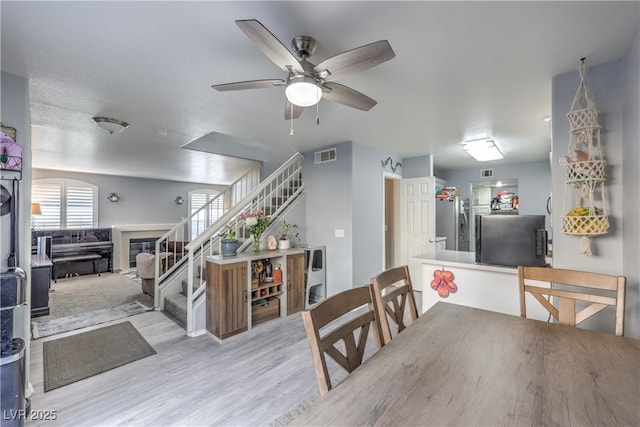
[284,100,303,120]
[314,40,395,81]
[322,82,377,111]
[212,79,285,91]
[236,19,304,74]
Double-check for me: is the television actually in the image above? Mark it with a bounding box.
[475,215,547,267]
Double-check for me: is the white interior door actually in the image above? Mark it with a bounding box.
[400,176,436,292]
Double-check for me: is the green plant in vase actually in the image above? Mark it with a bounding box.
[240,210,270,252]
[278,220,300,249]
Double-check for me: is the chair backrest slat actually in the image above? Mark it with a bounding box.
[301,285,383,396]
[518,266,626,336]
[370,265,419,344]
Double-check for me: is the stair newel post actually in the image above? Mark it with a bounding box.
[186,243,194,335]
[154,238,162,309]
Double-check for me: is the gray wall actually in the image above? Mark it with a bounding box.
[1,72,32,391]
[1,73,31,272]
[32,169,225,227]
[268,193,307,248]
[552,57,632,336]
[304,142,353,296]
[436,161,552,217]
[303,141,394,296]
[399,155,433,178]
[552,61,623,269]
[352,143,386,286]
[622,27,640,339]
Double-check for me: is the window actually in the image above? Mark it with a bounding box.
[32,179,98,229]
[189,190,224,239]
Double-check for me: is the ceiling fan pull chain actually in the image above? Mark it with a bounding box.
[290,103,294,136]
[316,80,320,126]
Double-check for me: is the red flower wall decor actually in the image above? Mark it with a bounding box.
[431,269,457,298]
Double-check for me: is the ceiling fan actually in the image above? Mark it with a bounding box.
[212,19,395,120]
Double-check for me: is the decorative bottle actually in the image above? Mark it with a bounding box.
[264,259,272,281]
[273,264,282,284]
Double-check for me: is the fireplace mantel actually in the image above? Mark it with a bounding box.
[112,224,175,271]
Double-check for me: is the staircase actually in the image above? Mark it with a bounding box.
[153,153,305,335]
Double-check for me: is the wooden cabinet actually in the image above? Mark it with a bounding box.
[206,249,306,340]
[206,261,248,340]
[287,252,305,314]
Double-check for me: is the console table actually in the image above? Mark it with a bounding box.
[205,249,306,341]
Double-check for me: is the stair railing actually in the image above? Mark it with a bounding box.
[152,166,261,307]
[183,152,304,335]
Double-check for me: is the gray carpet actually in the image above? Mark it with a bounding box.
[39,272,153,320]
[43,321,156,392]
[31,271,154,338]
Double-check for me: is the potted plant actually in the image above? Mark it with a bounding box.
[219,226,238,257]
[278,221,299,250]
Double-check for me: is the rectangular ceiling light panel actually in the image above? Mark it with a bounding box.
[462,138,503,162]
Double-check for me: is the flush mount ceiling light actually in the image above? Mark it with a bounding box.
[462,138,504,162]
[285,75,323,107]
[92,117,129,135]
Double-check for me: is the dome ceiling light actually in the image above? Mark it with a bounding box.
[92,117,129,135]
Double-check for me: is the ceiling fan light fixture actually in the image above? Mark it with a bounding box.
[285,76,322,107]
[462,138,504,162]
[92,116,129,135]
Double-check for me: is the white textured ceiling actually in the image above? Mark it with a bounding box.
[1,1,638,184]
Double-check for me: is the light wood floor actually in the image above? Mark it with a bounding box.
[27,310,322,426]
[26,292,422,426]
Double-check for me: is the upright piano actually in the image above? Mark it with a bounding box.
[31,228,113,279]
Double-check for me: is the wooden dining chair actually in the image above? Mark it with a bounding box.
[301,285,383,396]
[370,265,419,344]
[518,266,626,336]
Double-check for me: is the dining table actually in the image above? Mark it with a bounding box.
[292,301,640,426]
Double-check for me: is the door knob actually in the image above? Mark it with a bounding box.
[429,238,434,243]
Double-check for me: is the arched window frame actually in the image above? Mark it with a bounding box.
[188,189,224,239]
[32,178,98,229]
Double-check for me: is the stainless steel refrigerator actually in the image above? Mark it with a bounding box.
[436,197,469,251]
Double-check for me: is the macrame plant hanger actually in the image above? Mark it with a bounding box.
[560,59,609,255]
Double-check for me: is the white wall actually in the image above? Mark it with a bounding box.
[32,169,225,227]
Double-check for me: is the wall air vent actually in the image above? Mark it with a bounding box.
[480,169,494,178]
[314,148,337,164]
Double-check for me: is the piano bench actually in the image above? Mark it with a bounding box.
[53,253,103,283]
